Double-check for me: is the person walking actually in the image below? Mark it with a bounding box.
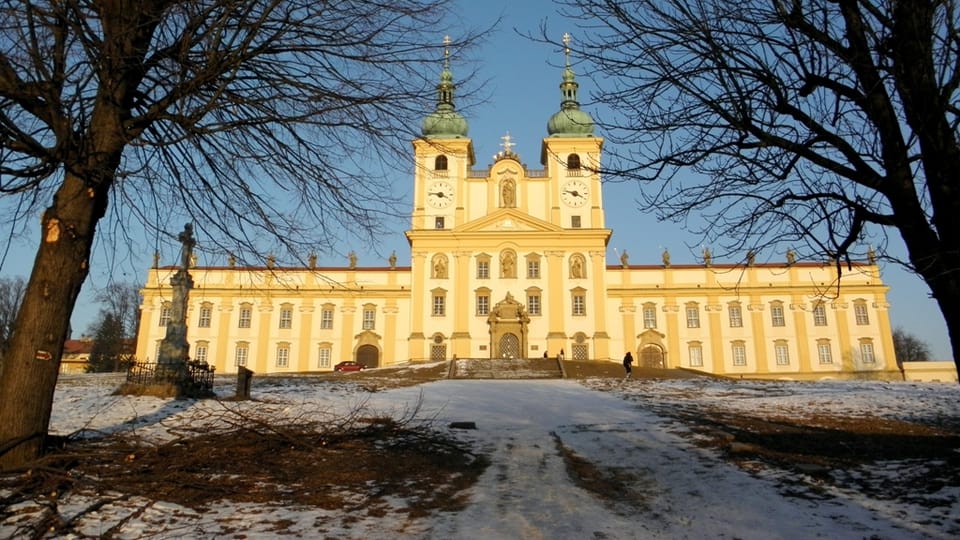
[622,351,634,380]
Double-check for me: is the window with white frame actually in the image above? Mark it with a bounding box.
[812,303,828,326]
[854,301,870,325]
[235,342,249,367]
[238,304,252,328]
[279,305,293,329]
[527,294,541,316]
[732,341,747,366]
[362,307,376,330]
[276,343,290,367]
[432,294,446,316]
[476,294,489,316]
[728,304,743,328]
[320,307,334,329]
[159,304,172,326]
[860,340,876,363]
[198,304,212,328]
[527,259,540,279]
[686,304,700,328]
[477,259,490,279]
[318,345,332,368]
[770,303,786,327]
[194,341,209,364]
[642,304,657,329]
[688,343,703,367]
[817,340,833,364]
[572,293,586,316]
[774,341,790,365]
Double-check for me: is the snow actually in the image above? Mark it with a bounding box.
[3,369,959,539]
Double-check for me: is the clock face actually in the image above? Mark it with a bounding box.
[427,181,454,208]
[561,180,589,207]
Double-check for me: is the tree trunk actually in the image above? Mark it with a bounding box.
[0,172,108,470]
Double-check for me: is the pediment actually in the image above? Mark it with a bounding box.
[456,209,561,233]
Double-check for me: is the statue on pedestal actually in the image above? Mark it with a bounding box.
[158,224,195,366]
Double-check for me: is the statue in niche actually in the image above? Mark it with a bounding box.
[389,250,397,269]
[348,251,357,269]
[501,251,516,278]
[570,255,585,279]
[433,255,448,279]
[786,249,795,265]
[702,247,712,267]
[620,250,629,268]
[662,249,671,268]
[501,178,516,208]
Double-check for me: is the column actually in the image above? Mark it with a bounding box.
[588,250,610,360]
[297,303,315,371]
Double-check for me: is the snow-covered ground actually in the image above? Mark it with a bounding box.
[2,369,959,539]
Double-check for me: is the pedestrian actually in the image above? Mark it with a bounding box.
[558,348,565,362]
[623,351,634,380]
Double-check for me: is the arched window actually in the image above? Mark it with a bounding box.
[567,153,581,169]
[435,155,448,171]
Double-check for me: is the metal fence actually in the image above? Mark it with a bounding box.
[126,360,215,393]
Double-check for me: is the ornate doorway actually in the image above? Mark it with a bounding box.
[640,345,664,368]
[356,344,379,368]
[487,292,530,359]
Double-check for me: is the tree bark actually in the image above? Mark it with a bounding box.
[0,171,109,470]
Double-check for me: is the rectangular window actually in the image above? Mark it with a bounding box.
[572,294,586,316]
[527,260,540,279]
[813,304,828,326]
[435,216,445,229]
[433,295,446,316]
[571,216,582,228]
[276,345,289,368]
[732,343,747,366]
[198,306,212,328]
[194,343,208,364]
[320,308,334,330]
[861,342,876,363]
[688,345,703,367]
[319,347,331,368]
[159,306,171,327]
[279,307,293,329]
[238,307,252,328]
[774,343,790,365]
[686,306,700,328]
[728,305,743,328]
[235,344,249,367]
[362,308,376,330]
[854,303,870,325]
[771,305,785,327]
[477,295,489,316]
[817,342,833,364]
[477,260,490,279]
[527,294,541,316]
[642,306,657,329]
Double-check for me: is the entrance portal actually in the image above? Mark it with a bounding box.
[487,293,530,359]
[357,344,379,368]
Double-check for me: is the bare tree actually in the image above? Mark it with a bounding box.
[892,327,932,366]
[94,282,142,340]
[0,0,481,469]
[557,0,960,378]
[0,276,26,360]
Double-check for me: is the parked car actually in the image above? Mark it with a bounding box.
[334,361,366,372]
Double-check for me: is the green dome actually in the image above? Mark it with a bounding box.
[547,60,594,136]
[547,107,594,137]
[422,66,469,138]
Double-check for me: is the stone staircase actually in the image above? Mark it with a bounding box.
[448,357,565,379]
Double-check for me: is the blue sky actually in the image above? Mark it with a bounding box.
[0,0,951,360]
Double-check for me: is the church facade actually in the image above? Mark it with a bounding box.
[135,47,897,380]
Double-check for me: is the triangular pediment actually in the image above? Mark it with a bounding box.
[456,208,561,234]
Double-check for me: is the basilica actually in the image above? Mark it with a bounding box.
[135,45,896,380]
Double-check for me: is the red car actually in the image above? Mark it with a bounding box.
[334,361,366,372]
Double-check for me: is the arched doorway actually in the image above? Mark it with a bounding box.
[357,344,379,368]
[640,345,664,368]
[488,292,530,359]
